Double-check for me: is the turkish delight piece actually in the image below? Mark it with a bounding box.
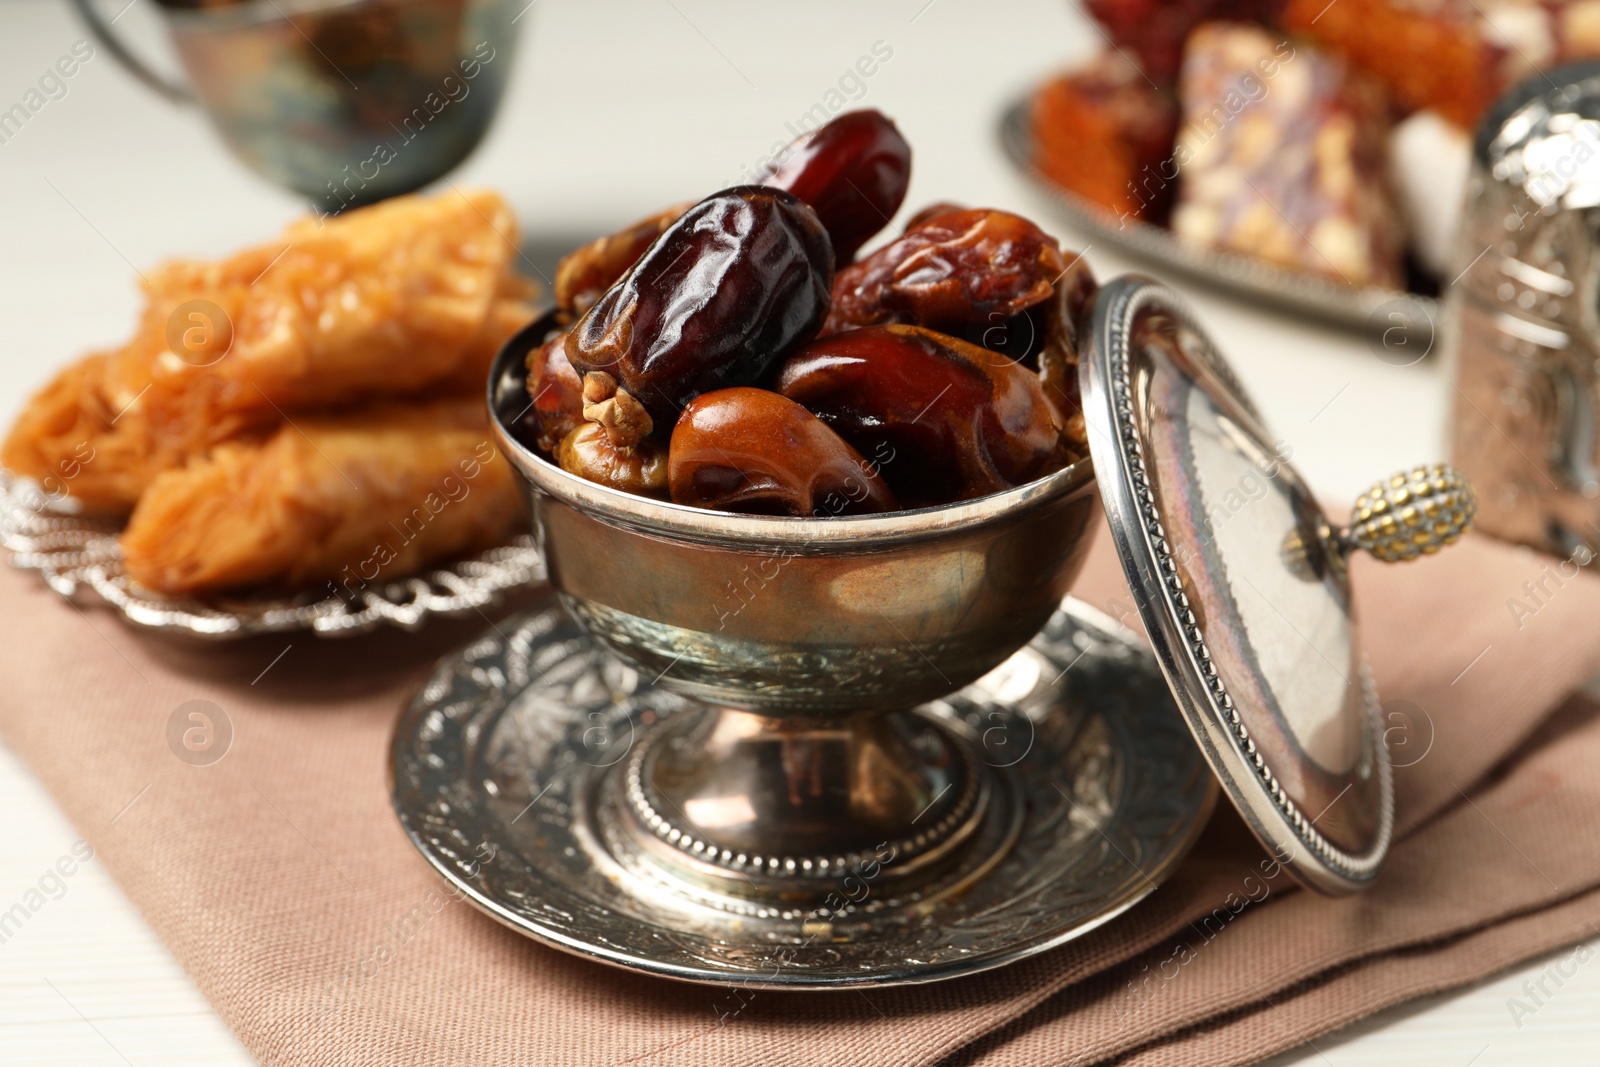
[1083,0,1289,83]
[1283,0,1563,129]
[1030,51,1180,223]
[1170,22,1405,288]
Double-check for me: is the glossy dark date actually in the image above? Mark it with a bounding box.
[773,324,1071,506]
[524,326,586,453]
[669,387,897,515]
[566,187,834,427]
[903,246,1093,371]
[553,202,690,315]
[822,209,1068,341]
[758,109,911,266]
[1035,252,1097,448]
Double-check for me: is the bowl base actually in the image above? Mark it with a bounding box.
[613,702,1011,900]
[391,587,1217,988]
[606,703,1023,905]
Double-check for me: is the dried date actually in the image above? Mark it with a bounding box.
[556,422,669,499]
[554,202,691,315]
[668,387,897,515]
[758,109,912,265]
[554,372,668,497]
[822,209,1069,345]
[566,187,834,427]
[773,324,1071,506]
[1034,253,1097,446]
[524,327,586,453]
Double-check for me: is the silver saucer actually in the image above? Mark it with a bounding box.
[0,470,544,638]
[389,589,1216,989]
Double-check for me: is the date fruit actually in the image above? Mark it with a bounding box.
[554,372,668,498]
[566,187,834,427]
[822,209,1068,343]
[901,201,967,231]
[1034,253,1098,449]
[556,423,669,499]
[554,202,691,315]
[774,324,1072,506]
[524,327,586,453]
[758,109,912,266]
[669,387,897,516]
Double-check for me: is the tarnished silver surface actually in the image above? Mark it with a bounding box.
[617,703,996,897]
[0,470,544,638]
[486,320,1105,904]
[489,319,1101,720]
[389,590,1215,988]
[1081,278,1395,895]
[999,99,1437,337]
[1449,61,1600,556]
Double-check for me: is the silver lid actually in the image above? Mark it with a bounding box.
[1081,278,1394,894]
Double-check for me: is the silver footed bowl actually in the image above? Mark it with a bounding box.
[488,319,1100,900]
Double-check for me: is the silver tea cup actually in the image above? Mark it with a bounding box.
[73,0,523,211]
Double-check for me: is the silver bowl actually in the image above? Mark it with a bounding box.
[488,320,1100,896]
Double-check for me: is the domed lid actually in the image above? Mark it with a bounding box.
[1080,278,1475,894]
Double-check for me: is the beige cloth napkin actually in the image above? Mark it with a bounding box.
[2,525,1598,1067]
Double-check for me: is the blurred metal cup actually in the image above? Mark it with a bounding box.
[1449,61,1600,556]
[73,0,523,211]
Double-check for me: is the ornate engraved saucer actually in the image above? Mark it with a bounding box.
[390,587,1214,987]
[390,277,1476,987]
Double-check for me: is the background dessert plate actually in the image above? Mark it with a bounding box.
[998,100,1438,341]
[0,470,543,639]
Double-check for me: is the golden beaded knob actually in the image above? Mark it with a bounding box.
[1345,464,1477,562]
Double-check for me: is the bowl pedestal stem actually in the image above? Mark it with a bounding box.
[615,705,998,900]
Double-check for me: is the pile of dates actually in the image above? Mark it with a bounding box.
[519,109,1096,516]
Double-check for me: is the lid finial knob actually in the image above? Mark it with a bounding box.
[1344,465,1477,563]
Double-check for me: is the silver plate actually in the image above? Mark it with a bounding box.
[0,469,544,639]
[389,589,1216,989]
[998,98,1437,336]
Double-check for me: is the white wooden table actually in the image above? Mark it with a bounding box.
[1,0,1594,1062]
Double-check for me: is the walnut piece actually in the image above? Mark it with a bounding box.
[580,371,654,450]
